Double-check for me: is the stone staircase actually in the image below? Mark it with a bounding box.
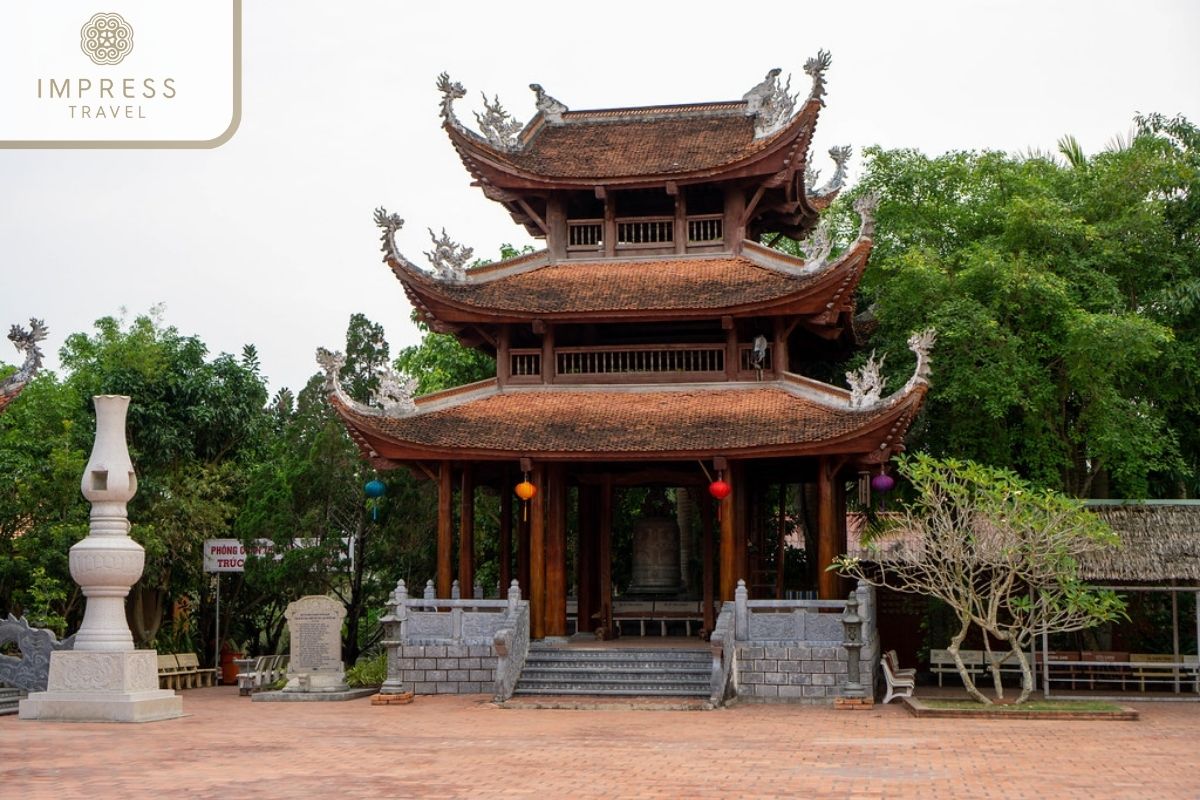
[513,644,710,697]
[0,687,23,716]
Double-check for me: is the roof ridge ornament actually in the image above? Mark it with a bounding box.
[423,228,473,282]
[0,318,48,401]
[316,347,419,418]
[799,220,834,269]
[743,68,796,139]
[529,83,568,123]
[804,49,833,104]
[374,207,404,262]
[853,191,879,241]
[473,92,524,151]
[847,328,937,412]
[847,351,886,408]
[436,72,467,127]
[812,145,853,198]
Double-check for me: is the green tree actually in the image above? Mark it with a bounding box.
[835,454,1126,704]
[806,116,1199,498]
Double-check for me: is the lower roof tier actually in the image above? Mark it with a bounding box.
[330,373,926,465]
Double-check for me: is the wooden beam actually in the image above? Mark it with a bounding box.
[545,463,568,637]
[515,197,549,237]
[700,487,715,634]
[437,462,454,598]
[529,462,547,639]
[599,474,614,637]
[817,456,840,600]
[500,468,513,593]
[459,464,475,598]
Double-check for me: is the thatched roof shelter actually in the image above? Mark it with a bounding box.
[845,502,1200,585]
[1081,502,1200,584]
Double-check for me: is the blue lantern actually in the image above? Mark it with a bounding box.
[365,479,386,521]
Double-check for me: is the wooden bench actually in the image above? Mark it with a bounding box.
[1131,653,1183,692]
[176,652,218,688]
[1035,650,1081,690]
[1079,650,1129,691]
[611,600,706,637]
[157,654,188,690]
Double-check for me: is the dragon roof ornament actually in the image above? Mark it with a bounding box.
[846,351,886,408]
[529,83,568,123]
[799,220,834,269]
[846,328,937,412]
[853,191,879,240]
[742,68,797,138]
[374,207,470,284]
[473,92,524,151]
[0,318,48,403]
[811,145,853,198]
[804,49,833,104]
[316,348,418,419]
[804,164,821,193]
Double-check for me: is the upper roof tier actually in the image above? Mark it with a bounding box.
[375,192,878,334]
[437,53,847,199]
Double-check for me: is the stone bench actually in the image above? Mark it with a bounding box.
[157,653,217,690]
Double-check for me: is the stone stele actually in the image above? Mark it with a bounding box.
[20,395,183,723]
[283,595,349,693]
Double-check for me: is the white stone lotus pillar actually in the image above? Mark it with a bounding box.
[20,396,183,723]
[73,395,142,650]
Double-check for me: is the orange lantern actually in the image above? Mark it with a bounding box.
[515,480,537,501]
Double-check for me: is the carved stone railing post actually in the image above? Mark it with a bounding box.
[474,582,483,601]
[380,579,408,694]
[841,589,866,699]
[507,579,521,607]
[424,580,436,600]
[451,579,461,600]
[734,580,749,641]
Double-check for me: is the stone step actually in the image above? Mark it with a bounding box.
[520,669,708,683]
[514,684,708,696]
[526,648,708,662]
[523,658,708,671]
[0,688,23,717]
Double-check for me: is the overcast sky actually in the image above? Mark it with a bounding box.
[2,0,1198,394]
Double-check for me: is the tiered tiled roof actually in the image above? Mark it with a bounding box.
[330,375,926,464]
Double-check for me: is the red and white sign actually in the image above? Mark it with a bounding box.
[202,538,273,572]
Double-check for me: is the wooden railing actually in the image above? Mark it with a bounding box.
[616,216,674,247]
[567,219,603,251]
[687,214,723,243]
[556,344,724,378]
[509,349,542,382]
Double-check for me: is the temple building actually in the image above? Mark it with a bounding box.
[322,55,933,642]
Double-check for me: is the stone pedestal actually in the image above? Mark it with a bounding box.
[19,650,182,722]
[20,395,182,723]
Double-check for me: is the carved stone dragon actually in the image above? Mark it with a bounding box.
[0,614,75,692]
[743,68,796,138]
[0,318,48,408]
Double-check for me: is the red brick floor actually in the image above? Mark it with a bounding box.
[2,687,1197,799]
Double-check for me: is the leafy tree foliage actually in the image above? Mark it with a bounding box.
[807,116,1199,497]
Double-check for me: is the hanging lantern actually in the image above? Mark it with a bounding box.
[708,480,731,501]
[871,473,896,494]
[515,475,537,521]
[364,479,386,521]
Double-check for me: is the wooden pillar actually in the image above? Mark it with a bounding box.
[700,489,716,634]
[497,325,511,386]
[499,471,513,594]
[545,463,568,637]
[517,498,531,600]
[719,466,736,601]
[458,465,475,598]
[541,324,555,385]
[577,485,597,637]
[437,462,454,598]
[673,187,687,254]
[602,189,616,258]
[724,317,738,380]
[547,195,567,260]
[529,462,547,639]
[772,317,787,375]
[734,462,749,595]
[598,474,614,636]
[817,456,841,600]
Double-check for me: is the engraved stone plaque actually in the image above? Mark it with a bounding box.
[284,595,347,692]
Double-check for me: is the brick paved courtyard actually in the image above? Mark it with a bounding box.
[2,688,1197,799]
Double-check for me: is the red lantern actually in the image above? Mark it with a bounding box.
[515,481,537,501]
[708,479,731,501]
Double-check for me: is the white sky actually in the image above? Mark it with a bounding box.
[2,0,1198,394]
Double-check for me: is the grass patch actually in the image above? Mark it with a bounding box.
[922,699,1123,713]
